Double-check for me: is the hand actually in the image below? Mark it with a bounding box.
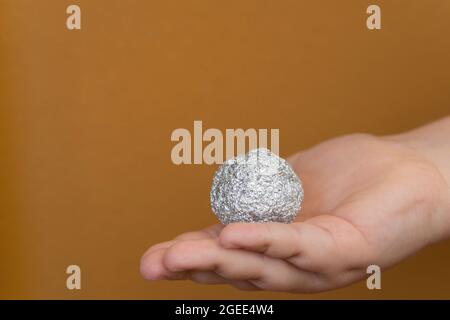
[140,128,450,293]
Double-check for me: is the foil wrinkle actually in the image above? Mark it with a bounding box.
[210,148,304,224]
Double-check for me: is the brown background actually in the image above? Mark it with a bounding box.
[1,0,449,299]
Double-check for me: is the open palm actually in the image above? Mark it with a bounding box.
[141,133,448,293]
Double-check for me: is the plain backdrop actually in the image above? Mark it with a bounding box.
[1,0,449,299]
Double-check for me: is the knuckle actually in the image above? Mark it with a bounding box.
[163,242,191,270]
[220,223,261,246]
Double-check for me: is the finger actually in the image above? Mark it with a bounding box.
[189,271,260,291]
[175,224,223,241]
[230,281,260,291]
[220,220,347,273]
[163,239,326,292]
[219,223,303,258]
[142,225,223,260]
[290,215,374,273]
[189,271,228,284]
[140,247,187,280]
[248,259,327,293]
[162,239,265,280]
[142,240,175,260]
[202,224,224,238]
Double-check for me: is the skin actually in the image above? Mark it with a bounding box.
[140,117,450,293]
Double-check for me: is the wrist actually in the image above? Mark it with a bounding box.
[386,117,450,242]
[392,117,450,183]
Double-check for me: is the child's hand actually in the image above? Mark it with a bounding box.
[140,120,450,293]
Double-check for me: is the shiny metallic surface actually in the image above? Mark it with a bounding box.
[210,148,303,224]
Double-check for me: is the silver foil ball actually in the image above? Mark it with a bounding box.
[210,148,304,224]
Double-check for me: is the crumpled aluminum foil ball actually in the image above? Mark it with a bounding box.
[210,148,304,224]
